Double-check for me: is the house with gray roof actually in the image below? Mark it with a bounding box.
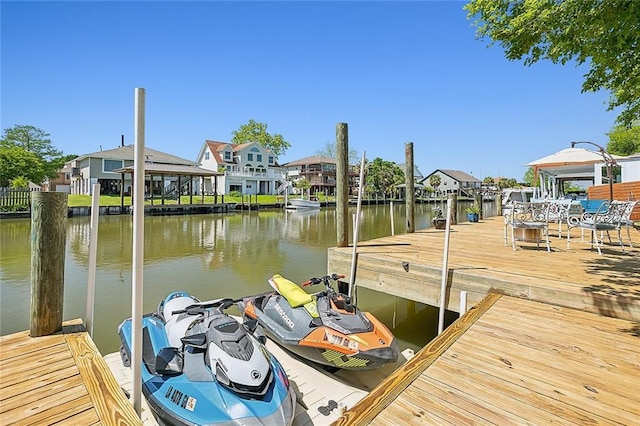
[421,169,482,197]
[68,145,214,196]
[281,155,361,196]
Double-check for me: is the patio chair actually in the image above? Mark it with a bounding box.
[546,199,581,238]
[567,201,630,255]
[609,200,638,249]
[505,201,551,252]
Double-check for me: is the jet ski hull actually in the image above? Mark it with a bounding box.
[239,292,399,371]
[118,302,295,426]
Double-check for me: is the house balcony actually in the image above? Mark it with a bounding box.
[224,169,285,180]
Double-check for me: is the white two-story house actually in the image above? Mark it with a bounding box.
[197,140,285,195]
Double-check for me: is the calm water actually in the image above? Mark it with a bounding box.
[0,201,491,355]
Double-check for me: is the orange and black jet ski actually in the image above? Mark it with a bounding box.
[238,273,399,370]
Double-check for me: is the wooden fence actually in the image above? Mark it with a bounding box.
[0,187,41,207]
[587,181,640,220]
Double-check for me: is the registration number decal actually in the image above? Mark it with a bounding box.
[165,386,197,411]
[324,331,359,350]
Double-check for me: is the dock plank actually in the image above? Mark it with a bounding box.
[334,294,640,425]
[0,320,140,426]
[64,328,141,425]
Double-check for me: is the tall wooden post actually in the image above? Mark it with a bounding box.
[30,191,67,337]
[474,190,483,220]
[496,191,503,216]
[405,142,415,233]
[448,193,458,225]
[336,123,349,247]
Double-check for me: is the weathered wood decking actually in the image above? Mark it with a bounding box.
[0,319,140,425]
[328,216,640,322]
[334,294,640,425]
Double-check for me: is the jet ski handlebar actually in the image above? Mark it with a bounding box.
[301,273,345,288]
[172,297,243,316]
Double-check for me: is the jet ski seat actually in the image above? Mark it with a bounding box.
[270,274,319,318]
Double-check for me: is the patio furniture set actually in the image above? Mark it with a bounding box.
[504,199,637,255]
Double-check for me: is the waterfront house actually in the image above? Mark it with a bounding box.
[43,162,72,193]
[280,155,361,196]
[197,140,285,195]
[421,169,482,197]
[68,145,202,196]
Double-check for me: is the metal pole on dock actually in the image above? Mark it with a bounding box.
[336,123,349,247]
[85,183,101,337]
[459,290,468,315]
[348,151,366,301]
[131,87,146,417]
[438,198,452,335]
[390,201,395,236]
[30,191,67,337]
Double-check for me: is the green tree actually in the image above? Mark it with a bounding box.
[465,0,640,126]
[606,124,640,156]
[522,167,537,187]
[231,119,291,158]
[10,176,29,188]
[315,141,359,164]
[482,176,494,185]
[429,174,442,194]
[498,177,519,189]
[294,177,311,192]
[0,145,46,187]
[1,125,64,184]
[365,158,404,198]
[61,153,79,163]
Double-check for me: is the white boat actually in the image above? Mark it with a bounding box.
[502,187,535,215]
[287,197,321,210]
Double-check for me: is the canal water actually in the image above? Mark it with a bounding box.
[0,201,493,355]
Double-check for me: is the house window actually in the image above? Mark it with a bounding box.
[247,153,253,161]
[269,156,274,164]
[257,154,262,162]
[103,159,123,172]
[204,152,210,160]
[224,151,231,161]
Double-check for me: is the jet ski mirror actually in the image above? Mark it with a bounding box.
[155,347,183,376]
[181,333,207,349]
[244,319,268,345]
[244,319,259,333]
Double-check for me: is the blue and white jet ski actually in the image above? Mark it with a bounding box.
[118,291,296,426]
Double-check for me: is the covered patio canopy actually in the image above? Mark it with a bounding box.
[526,147,622,199]
[527,147,604,181]
[114,163,223,205]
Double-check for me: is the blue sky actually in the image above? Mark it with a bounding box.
[1,1,618,180]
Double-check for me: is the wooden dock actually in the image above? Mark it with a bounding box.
[0,319,140,425]
[328,216,640,322]
[334,293,640,425]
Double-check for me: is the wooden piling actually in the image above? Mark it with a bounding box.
[405,142,415,233]
[30,191,67,337]
[448,193,457,225]
[474,190,483,220]
[336,123,349,247]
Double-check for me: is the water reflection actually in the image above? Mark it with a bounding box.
[1,201,493,354]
